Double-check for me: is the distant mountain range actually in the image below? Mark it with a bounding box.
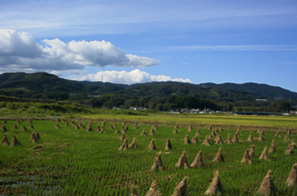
[0,72,126,100]
[198,82,297,100]
[0,72,296,112]
[0,72,297,100]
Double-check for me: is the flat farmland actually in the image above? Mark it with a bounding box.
[0,115,297,195]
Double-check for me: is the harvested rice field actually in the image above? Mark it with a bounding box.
[0,117,297,195]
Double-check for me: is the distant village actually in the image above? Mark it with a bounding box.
[127,106,297,116]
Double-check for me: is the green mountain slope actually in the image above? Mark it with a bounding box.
[0,72,126,100]
[199,82,297,100]
[0,72,296,112]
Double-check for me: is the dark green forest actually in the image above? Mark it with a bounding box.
[0,72,296,112]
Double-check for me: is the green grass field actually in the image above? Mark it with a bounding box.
[0,115,297,195]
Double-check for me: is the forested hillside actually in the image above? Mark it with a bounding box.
[0,72,296,112]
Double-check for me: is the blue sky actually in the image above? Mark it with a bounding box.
[1,0,297,92]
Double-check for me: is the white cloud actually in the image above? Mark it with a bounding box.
[0,29,42,57]
[0,29,160,72]
[73,69,192,84]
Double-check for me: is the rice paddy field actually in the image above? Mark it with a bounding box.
[0,114,297,195]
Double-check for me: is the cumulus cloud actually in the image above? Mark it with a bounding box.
[0,29,42,57]
[74,69,192,84]
[0,29,160,72]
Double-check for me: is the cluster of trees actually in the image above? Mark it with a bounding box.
[235,101,292,113]
[88,95,229,111]
[86,94,294,113]
[0,93,294,113]
[0,89,70,101]
[0,101,91,114]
